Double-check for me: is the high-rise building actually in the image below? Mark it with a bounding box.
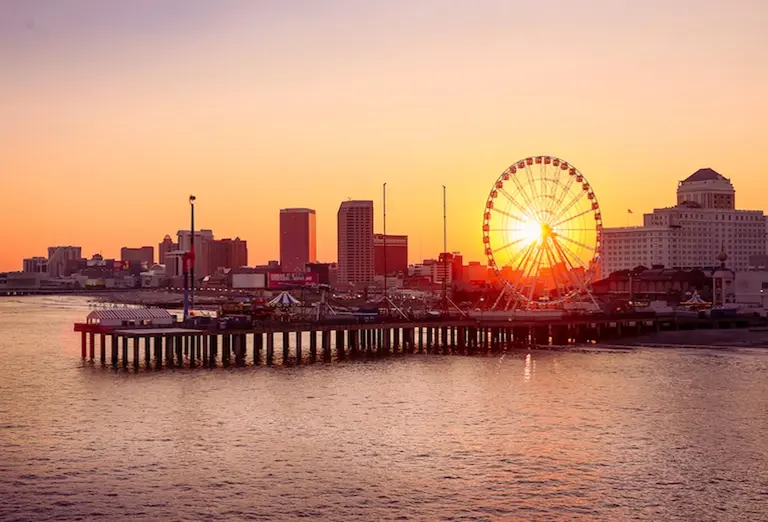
[208,237,248,272]
[280,208,317,273]
[120,246,154,266]
[373,234,408,276]
[158,235,178,264]
[177,229,214,278]
[164,250,186,279]
[601,169,766,278]
[22,257,48,274]
[228,237,248,268]
[47,246,82,277]
[337,200,374,287]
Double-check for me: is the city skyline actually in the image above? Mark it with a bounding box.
[2,1,768,271]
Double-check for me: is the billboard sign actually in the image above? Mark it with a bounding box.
[232,273,267,289]
[268,272,318,289]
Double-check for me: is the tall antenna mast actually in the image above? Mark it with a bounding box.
[383,182,387,298]
[442,185,447,307]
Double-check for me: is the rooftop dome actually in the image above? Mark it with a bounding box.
[682,168,726,183]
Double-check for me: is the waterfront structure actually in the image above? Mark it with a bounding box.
[337,200,374,287]
[73,309,761,370]
[158,235,178,263]
[47,246,82,277]
[280,208,317,273]
[601,169,767,277]
[374,234,408,276]
[22,257,48,274]
[120,246,154,266]
[591,266,712,302]
[86,308,174,327]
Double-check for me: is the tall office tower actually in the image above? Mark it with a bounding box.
[373,234,408,276]
[47,246,82,277]
[158,235,178,264]
[280,208,317,273]
[208,237,248,271]
[337,200,374,287]
[120,246,154,266]
[177,229,214,278]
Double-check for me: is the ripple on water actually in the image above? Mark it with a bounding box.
[1,297,768,521]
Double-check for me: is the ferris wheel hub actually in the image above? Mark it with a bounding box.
[539,223,552,239]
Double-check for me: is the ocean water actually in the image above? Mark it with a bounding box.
[1,296,767,521]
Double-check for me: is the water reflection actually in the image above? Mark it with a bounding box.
[1,297,768,521]
[524,352,533,382]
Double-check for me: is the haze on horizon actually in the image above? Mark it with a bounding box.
[1,0,767,271]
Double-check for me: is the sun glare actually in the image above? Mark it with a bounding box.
[517,219,544,245]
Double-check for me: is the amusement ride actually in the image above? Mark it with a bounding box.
[482,155,602,310]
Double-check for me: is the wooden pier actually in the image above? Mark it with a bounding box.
[73,314,761,370]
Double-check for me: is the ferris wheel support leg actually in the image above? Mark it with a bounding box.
[492,284,508,311]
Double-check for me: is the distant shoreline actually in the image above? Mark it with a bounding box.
[609,328,768,349]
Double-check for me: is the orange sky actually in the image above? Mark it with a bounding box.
[1,0,767,271]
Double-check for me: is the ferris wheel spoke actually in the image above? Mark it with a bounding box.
[540,163,549,212]
[506,176,538,218]
[523,247,545,309]
[550,236,591,295]
[504,242,537,305]
[550,189,588,225]
[510,246,540,310]
[541,164,559,217]
[555,234,596,253]
[551,234,591,273]
[500,240,535,273]
[552,207,593,230]
[547,239,578,297]
[543,241,566,299]
[525,164,552,221]
[547,174,576,223]
[491,206,530,225]
[492,236,528,254]
[550,235,600,308]
[497,187,537,222]
[523,164,540,203]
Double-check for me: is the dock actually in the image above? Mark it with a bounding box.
[73,313,762,370]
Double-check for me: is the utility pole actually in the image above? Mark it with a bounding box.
[442,185,448,310]
[383,182,387,299]
[190,195,196,314]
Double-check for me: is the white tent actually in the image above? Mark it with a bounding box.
[680,290,709,306]
[267,291,301,308]
[86,307,174,327]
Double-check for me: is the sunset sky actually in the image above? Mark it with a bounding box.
[1,0,767,271]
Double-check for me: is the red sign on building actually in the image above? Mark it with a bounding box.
[268,272,319,289]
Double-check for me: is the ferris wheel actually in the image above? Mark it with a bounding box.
[482,155,602,310]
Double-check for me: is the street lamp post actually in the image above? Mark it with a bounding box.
[383,182,387,300]
[442,185,448,310]
[189,195,196,313]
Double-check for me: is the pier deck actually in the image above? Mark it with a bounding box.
[73,314,762,370]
